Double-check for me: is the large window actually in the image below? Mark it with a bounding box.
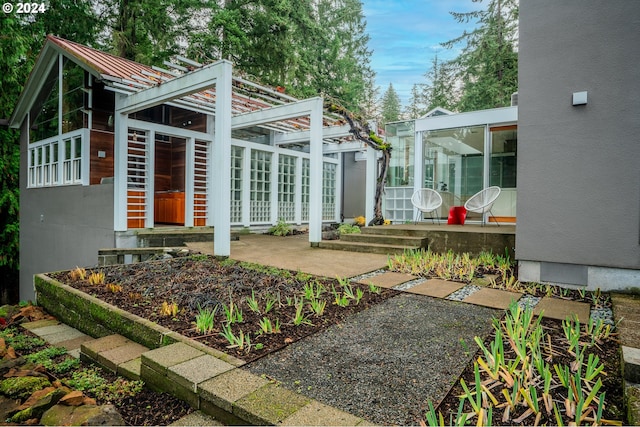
[490,126,517,189]
[386,121,415,187]
[423,126,485,201]
[28,129,87,188]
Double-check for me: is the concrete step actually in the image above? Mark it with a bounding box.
[136,228,239,247]
[360,226,434,237]
[318,240,420,255]
[340,233,427,247]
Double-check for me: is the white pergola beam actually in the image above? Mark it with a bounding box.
[116,60,232,115]
[231,98,319,130]
[273,123,352,145]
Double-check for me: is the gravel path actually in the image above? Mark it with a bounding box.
[245,293,500,425]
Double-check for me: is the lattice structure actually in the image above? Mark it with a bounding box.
[278,155,296,222]
[250,150,272,223]
[230,146,244,224]
[301,158,310,222]
[322,162,337,220]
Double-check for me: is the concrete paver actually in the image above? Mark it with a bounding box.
[169,410,223,426]
[141,342,204,375]
[355,271,418,288]
[281,400,364,426]
[198,369,270,414]
[81,334,131,361]
[622,346,640,383]
[98,341,149,372]
[406,279,466,298]
[233,383,310,425]
[21,319,60,330]
[463,288,522,309]
[36,328,88,345]
[532,297,591,321]
[168,355,234,392]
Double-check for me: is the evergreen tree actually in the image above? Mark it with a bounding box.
[380,83,402,124]
[442,0,519,111]
[101,0,202,64]
[404,84,427,119]
[0,14,34,303]
[188,0,374,112]
[423,54,456,112]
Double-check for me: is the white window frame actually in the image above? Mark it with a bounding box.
[27,128,89,188]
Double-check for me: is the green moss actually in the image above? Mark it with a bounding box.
[0,376,51,399]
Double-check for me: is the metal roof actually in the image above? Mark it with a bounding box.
[47,35,350,141]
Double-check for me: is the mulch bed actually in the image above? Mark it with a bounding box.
[50,255,397,363]
[425,316,625,426]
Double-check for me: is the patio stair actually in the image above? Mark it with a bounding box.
[135,227,238,247]
[318,227,428,255]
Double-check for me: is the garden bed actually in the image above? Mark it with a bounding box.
[48,255,397,363]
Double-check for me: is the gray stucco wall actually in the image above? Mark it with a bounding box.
[517,2,640,273]
[19,122,115,301]
[341,152,366,219]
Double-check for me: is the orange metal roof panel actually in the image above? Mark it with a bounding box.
[47,35,167,82]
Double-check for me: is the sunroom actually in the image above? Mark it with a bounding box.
[384,106,518,224]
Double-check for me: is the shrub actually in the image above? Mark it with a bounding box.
[338,223,361,235]
[268,219,292,236]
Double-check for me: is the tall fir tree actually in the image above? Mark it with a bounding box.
[442,0,519,111]
[0,0,99,303]
[404,84,426,119]
[423,54,457,112]
[380,83,402,123]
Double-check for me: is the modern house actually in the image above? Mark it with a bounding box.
[10,36,371,301]
[382,0,640,291]
[11,1,640,299]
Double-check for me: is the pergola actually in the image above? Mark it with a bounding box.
[100,55,372,256]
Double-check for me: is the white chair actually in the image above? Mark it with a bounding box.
[464,186,502,226]
[411,189,443,224]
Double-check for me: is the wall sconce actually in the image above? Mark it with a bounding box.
[572,91,588,106]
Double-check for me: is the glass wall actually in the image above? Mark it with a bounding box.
[386,121,415,187]
[423,125,485,205]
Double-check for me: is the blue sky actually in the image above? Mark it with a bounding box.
[362,0,480,105]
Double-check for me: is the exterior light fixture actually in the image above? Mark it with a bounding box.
[572,91,588,106]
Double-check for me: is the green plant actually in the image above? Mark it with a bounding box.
[52,357,81,374]
[0,327,46,350]
[337,223,361,235]
[24,346,68,370]
[222,300,243,325]
[258,317,281,334]
[264,294,276,314]
[292,298,312,326]
[246,290,261,313]
[66,367,144,402]
[195,305,218,334]
[309,298,327,316]
[368,283,381,294]
[269,219,292,236]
